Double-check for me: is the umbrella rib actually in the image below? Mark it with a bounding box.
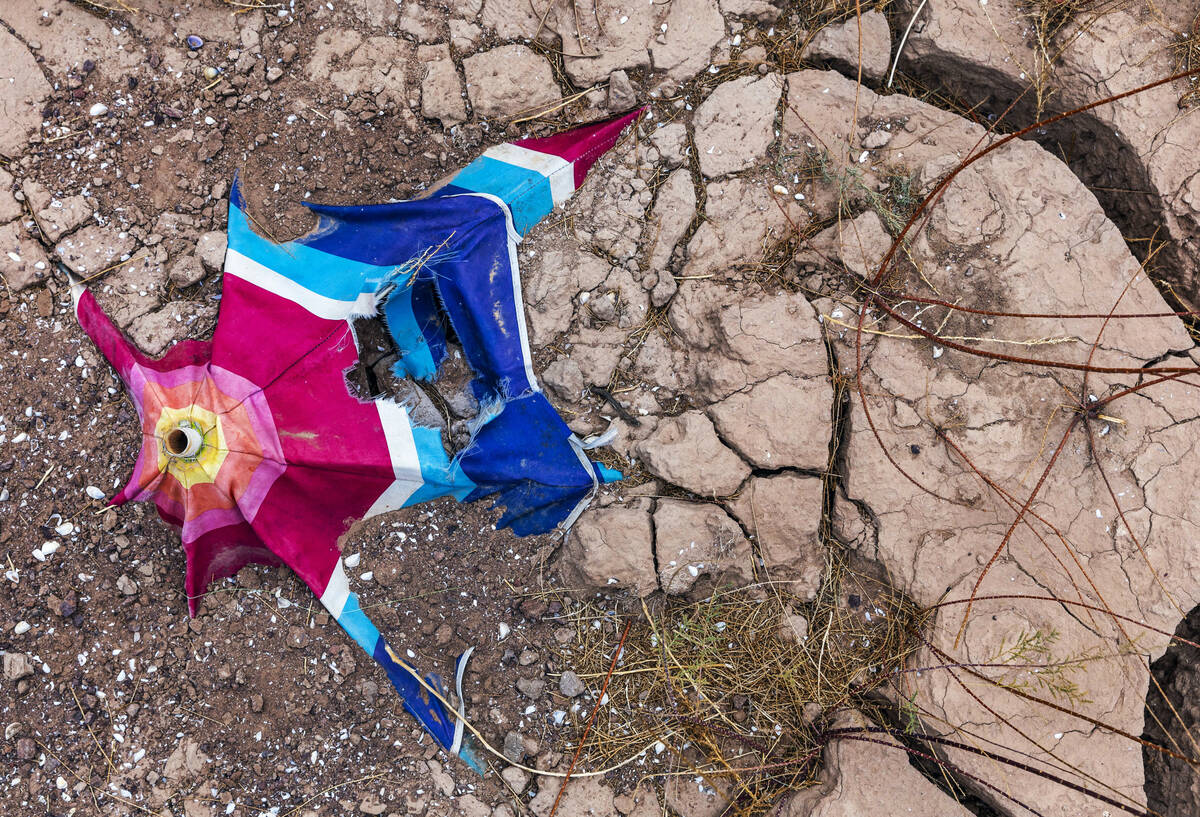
[210,323,353,421]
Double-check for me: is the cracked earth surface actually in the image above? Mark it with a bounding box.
[3,1,1200,816]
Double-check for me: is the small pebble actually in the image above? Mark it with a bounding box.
[88,103,108,117]
[14,621,31,635]
[558,670,586,698]
[86,486,105,500]
[203,66,219,80]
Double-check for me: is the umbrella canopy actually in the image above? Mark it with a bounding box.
[72,110,641,769]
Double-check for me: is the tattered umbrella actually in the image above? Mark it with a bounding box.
[71,111,640,769]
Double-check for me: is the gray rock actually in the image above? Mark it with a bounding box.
[168,255,206,288]
[2,652,34,681]
[0,169,23,223]
[558,669,585,698]
[0,222,50,290]
[694,73,783,178]
[805,10,892,81]
[650,273,677,308]
[463,45,560,119]
[649,123,689,168]
[502,730,528,762]
[607,70,637,111]
[727,474,824,600]
[542,357,585,402]
[16,737,36,760]
[55,224,137,277]
[558,502,658,596]
[127,300,212,358]
[0,29,51,157]
[196,231,228,273]
[649,0,726,82]
[708,374,832,470]
[450,19,483,51]
[420,44,467,127]
[23,179,93,243]
[500,765,531,792]
[553,0,654,85]
[644,167,696,274]
[636,411,750,497]
[718,0,784,22]
[516,676,546,699]
[654,500,751,596]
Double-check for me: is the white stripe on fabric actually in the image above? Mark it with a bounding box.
[483,142,575,206]
[225,248,368,320]
[442,192,539,394]
[364,399,425,518]
[319,559,350,619]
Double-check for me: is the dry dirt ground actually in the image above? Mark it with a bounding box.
[3,1,1200,817]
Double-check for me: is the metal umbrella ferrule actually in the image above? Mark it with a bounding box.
[163,424,203,459]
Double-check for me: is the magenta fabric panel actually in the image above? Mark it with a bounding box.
[209,272,347,388]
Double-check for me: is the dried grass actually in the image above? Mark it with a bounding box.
[552,559,926,816]
[1171,10,1200,108]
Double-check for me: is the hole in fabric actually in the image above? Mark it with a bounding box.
[346,315,482,459]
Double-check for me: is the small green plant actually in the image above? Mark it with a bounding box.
[988,628,1101,705]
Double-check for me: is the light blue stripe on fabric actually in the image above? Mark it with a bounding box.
[227,205,396,301]
[337,592,382,655]
[403,425,476,507]
[449,156,553,236]
[384,287,438,380]
[596,463,623,483]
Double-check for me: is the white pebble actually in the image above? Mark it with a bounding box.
[89,103,109,117]
[344,552,361,568]
[14,621,31,635]
[498,622,511,640]
[86,485,105,500]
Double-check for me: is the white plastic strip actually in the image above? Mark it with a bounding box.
[449,645,475,755]
[558,433,600,533]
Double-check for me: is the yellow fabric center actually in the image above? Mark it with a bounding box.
[155,404,229,490]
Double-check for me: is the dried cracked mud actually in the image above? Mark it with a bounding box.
[3,2,1200,817]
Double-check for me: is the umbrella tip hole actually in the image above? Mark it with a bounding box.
[164,426,202,458]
